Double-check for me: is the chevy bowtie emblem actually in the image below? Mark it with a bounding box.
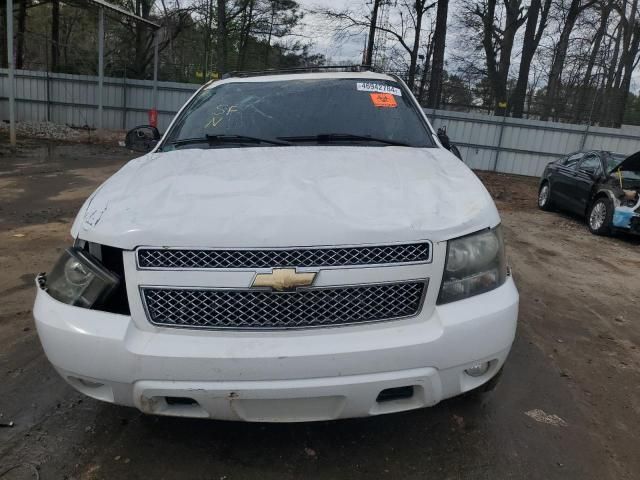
[252,268,316,291]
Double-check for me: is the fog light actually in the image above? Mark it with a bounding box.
[465,362,490,377]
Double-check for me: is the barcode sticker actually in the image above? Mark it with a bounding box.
[356,82,402,96]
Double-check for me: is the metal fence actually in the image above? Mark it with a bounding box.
[428,109,640,177]
[2,68,640,178]
[0,68,197,132]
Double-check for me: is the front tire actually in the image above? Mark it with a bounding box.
[538,182,554,211]
[588,197,613,235]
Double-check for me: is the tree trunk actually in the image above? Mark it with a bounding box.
[509,0,550,117]
[129,1,157,79]
[426,0,448,108]
[264,1,276,68]
[495,0,523,114]
[573,2,611,122]
[365,0,381,66]
[407,0,426,89]
[481,0,503,113]
[599,21,622,125]
[51,0,60,71]
[0,3,6,69]
[418,39,433,103]
[203,0,213,77]
[614,7,640,126]
[480,0,524,115]
[15,0,26,69]
[217,0,227,74]
[237,0,254,70]
[540,0,582,120]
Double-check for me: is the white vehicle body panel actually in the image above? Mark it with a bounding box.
[35,71,518,422]
[71,146,500,249]
[35,276,517,421]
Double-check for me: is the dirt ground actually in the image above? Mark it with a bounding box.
[1,140,639,480]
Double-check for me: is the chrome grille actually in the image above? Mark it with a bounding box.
[141,282,426,330]
[137,243,430,269]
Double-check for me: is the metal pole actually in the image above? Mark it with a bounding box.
[45,27,50,122]
[580,72,600,151]
[492,113,507,172]
[152,28,159,109]
[579,124,590,151]
[6,0,16,145]
[97,6,104,129]
[122,66,127,130]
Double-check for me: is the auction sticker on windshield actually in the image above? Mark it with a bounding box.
[370,93,398,108]
[357,82,402,96]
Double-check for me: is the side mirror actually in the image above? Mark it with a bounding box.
[124,125,161,153]
[437,126,451,149]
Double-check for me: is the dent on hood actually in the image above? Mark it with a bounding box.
[71,153,157,237]
[71,147,500,249]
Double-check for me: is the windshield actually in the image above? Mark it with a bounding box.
[161,78,434,150]
[603,152,628,172]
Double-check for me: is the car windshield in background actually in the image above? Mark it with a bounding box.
[602,153,628,173]
[161,78,434,150]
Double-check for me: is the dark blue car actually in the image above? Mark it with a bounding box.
[538,150,640,235]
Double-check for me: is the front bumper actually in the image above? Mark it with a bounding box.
[34,277,518,422]
[613,206,640,233]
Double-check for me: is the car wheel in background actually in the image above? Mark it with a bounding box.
[538,182,554,211]
[588,197,613,235]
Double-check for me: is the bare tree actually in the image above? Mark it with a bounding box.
[16,0,27,69]
[365,0,382,66]
[322,1,436,89]
[540,0,597,120]
[111,0,192,78]
[217,0,227,73]
[610,0,640,125]
[572,0,614,122]
[417,30,434,102]
[509,0,551,117]
[51,0,60,71]
[463,0,527,114]
[425,0,448,108]
[0,3,5,68]
[237,0,256,69]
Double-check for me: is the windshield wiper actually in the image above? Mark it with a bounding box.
[170,134,290,147]
[277,133,411,147]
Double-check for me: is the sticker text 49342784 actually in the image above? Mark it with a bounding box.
[356,82,402,96]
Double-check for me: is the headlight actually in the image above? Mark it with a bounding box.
[438,226,507,304]
[45,247,120,308]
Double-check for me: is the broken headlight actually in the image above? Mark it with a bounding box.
[45,247,120,308]
[438,226,507,304]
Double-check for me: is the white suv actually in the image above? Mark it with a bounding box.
[34,70,518,422]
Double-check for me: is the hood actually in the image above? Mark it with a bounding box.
[71,146,500,249]
[616,151,640,172]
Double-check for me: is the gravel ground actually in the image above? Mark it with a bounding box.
[1,140,639,479]
[0,121,125,144]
